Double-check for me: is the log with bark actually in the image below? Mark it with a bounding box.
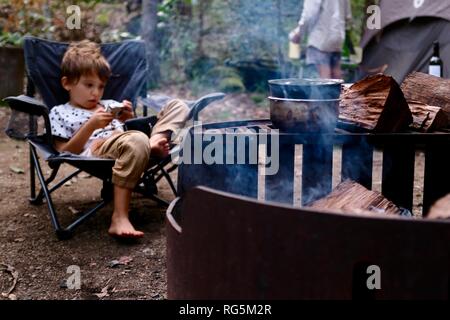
[427,194,450,219]
[339,74,413,132]
[408,101,448,132]
[401,72,450,126]
[308,180,405,216]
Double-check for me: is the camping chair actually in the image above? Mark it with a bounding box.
[3,36,224,240]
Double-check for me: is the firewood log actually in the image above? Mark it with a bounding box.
[339,74,413,132]
[308,180,404,216]
[408,101,448,132]
[401,72,450,126]
[427,194,450,219]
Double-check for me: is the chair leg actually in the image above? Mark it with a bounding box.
[29,165,61,205]
[31,166,82,205]
[29,146,111,240]
[158,166,178,197]
[30,146,63,232]
[29,145,38,203]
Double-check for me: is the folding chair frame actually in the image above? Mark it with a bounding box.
[4,37,225,240]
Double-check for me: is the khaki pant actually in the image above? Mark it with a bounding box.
[93,99,189,189]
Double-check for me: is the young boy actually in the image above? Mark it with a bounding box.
[50,40,189,239]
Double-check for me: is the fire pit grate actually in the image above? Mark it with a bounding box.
[170,119,450,300]
[178,119,450,216]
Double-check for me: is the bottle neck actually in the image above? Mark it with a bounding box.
[433,43,440,58]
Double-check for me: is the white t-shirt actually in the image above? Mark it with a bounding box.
[49,100,124,156]
[298,0,352,52]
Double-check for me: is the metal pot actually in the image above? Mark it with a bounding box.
[269,97,339,133]
[268,78,343,100]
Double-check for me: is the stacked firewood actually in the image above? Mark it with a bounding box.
[340,72,450,133]
[427,194,450,219]
[306,180,450,220]
[307,180,404,217]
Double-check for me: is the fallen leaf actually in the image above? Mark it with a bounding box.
[93,279,113,298]
[9,166,24,174]
[8,294,17,300]
[94,285,110,299]
[118,256,133,265]
[68,206,80,215]
[0,264,19,297]
[108,260,120,268]
[108,256,133,268]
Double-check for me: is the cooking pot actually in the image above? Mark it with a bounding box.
[268,78,343,99]
[269,97,339,133]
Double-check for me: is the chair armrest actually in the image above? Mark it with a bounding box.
[139,94,173,113]
[3,95,49,117]
[188,92,226,121]
[3,95,52,144]
[124,116,158,136]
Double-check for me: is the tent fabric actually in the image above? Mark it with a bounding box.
[360,0,450,83]
[361,17,450,82]
[362,0,450,48]
[23,36,148,109]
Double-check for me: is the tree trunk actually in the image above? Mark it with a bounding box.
[196,0,212,58]
[175,0,192,17]
[141,0,160,87]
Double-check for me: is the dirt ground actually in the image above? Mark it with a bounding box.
[0,92,425,300]
[0,107,169,300]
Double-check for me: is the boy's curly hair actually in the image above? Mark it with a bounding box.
[61,40,111,84]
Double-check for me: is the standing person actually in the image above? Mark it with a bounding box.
[290,0,352,79]
[50,40,189,239]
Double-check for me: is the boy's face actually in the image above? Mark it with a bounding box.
[62,73,106,109]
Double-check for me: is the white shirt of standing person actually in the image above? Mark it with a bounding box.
[289,0,352,53]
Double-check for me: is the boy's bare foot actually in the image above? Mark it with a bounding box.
[149,133,170,158]
[108,214,144,239]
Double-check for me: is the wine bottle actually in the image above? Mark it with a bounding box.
[429,41,443,77]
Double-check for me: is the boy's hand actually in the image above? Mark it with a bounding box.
[118,100,134,122]
[87,109,114,130]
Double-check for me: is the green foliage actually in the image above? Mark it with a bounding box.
[250,93,266,105]
[350,0,370,45]
[0,31,23,46]
[0,0,52,46]
[218,77,245,93]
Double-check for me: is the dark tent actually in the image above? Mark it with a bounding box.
[360,0,450,83]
